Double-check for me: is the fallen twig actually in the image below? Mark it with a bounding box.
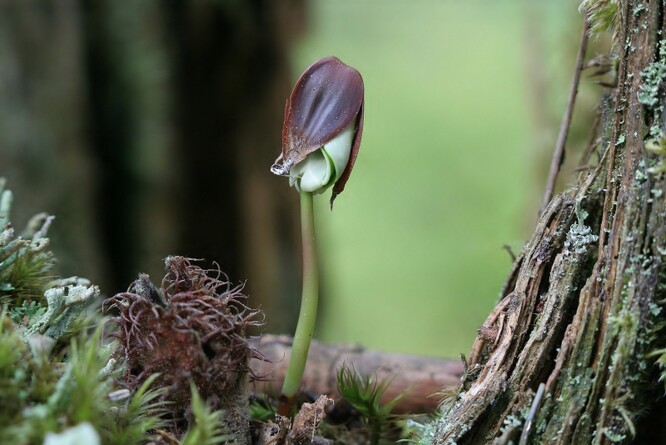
[249,335,464,414]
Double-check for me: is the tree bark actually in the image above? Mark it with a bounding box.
[433,2,666,444]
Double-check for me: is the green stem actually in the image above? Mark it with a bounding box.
[281,191,319,400]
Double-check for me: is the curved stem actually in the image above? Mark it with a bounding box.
[281,191,319,405]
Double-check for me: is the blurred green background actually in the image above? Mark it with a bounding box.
[299,0,593,356]
[0,0,597,358]
[304,2,530,356]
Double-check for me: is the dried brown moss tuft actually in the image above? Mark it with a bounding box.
[105,256,264,438]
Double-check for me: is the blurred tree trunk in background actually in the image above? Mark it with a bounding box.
[0,1,104,282]
[0,0,305,333]
[164,1,305,332]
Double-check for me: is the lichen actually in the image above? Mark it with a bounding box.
[639,40,666,161]
[0,179,99,344]
[563,223,599,257]
[602,426,627,443]
[645,131,666,174]
[0,179,267,443]
[43,422,100,445]
[0,179,167,444]
[638,40,666,107]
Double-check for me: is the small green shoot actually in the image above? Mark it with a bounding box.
[180,382,231,445]
[337,363,405,445]
[107,374,169,445]
[249,397,276,422]
[280,190,319,412]
[648,347,666,389]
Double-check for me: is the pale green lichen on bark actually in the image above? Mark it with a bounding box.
[637,39,666,108]
[645,131,666,173]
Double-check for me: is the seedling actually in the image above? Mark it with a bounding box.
[336,363,404,445]
[271,56,364,414]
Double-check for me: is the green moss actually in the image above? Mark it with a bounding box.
[0,317,167,444]
[180,383,231,445]
[337,363,404,445]
[0,179,169,443]
[580,0,618,36]
[0,178,270,443]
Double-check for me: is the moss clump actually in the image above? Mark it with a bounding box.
[0,178,170,444]
[580,0,619,37]
[0,178,56,317]
[0,316,170,445]
[337,363,404,445]
[106,256,264,441]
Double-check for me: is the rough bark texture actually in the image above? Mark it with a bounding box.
[433,2,666,444]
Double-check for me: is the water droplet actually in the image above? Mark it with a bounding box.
[270,161,291,176]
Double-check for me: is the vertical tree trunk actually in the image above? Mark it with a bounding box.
[165,1,305,331]
[0,1,105,285]
[433,2,666,444]
[0,1,305,322]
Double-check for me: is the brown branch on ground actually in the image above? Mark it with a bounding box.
[249,334,464,414]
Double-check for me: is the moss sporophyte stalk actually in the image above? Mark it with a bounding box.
[271,56,364,415]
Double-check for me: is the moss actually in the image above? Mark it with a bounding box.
[336,363,404,444]
[0,313,168,445]
[580,0,619,37]
[105,256,264,441]
[180,383,232,445]
[0,179,248,444]
[0,178,171,444]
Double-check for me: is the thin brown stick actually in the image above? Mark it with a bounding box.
[502,244,517,262]
[249,334,464,414]
[519,383,546,445]
[540,14,590,215]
